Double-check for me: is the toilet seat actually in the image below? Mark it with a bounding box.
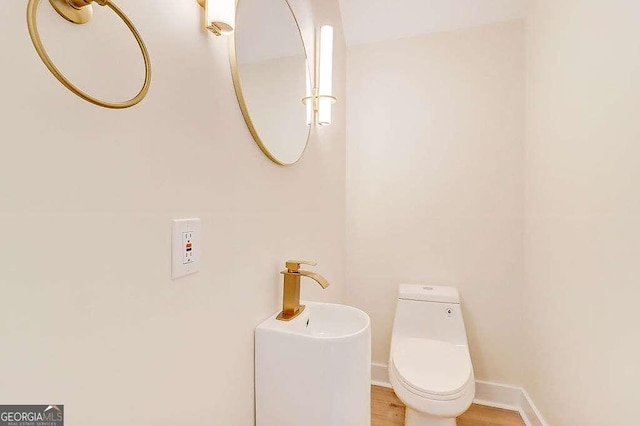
[391,338,472,401]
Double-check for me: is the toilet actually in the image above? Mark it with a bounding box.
[388,284,475,426]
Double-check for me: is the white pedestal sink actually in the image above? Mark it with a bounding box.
[255,302,371,426]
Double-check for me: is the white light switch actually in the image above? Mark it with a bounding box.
[172,218,201,279]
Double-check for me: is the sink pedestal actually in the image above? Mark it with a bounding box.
[255,302,371,426]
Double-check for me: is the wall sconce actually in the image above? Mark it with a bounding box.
[304,25,336,126]
[196,0,235,36]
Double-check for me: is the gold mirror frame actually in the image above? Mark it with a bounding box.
[229,0,311,166]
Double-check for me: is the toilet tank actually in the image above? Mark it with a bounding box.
[391,285,469,347]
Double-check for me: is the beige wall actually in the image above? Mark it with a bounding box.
[0,1,345,425]
[346,21,525,384]
[524,0,640,424]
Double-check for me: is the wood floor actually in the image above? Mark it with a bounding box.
[372,386,525,426]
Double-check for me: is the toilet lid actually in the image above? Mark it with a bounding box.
[392,338,472,397]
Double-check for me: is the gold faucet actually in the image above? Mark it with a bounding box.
[277,260,330,321]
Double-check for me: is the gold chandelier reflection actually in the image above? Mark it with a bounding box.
[26,0,152,109]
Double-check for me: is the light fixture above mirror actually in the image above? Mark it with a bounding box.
[196,0,235,36]
[304,25,336,126]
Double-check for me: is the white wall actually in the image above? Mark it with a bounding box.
[524,0,640,424]
[0,1,345,425]
[346,21,525,384]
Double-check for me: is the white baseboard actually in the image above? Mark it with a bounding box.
[519,388,547,426]
[371,363,546,426]
[371,363,391,388]
[474,380,522,411]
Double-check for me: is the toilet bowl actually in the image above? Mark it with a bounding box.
[388,285,475,426]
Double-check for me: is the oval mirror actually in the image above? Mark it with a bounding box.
[231,0,311,165]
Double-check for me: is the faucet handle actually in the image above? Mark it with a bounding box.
[285,260,318,272]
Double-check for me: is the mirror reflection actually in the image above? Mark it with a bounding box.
[232,0,310,165]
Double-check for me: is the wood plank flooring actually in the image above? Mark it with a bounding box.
[372,385,525,426]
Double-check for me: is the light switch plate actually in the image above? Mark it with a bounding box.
[172,218,201,279]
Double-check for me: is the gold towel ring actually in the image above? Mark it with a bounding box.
[26,0,152,109]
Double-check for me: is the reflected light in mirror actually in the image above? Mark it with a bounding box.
[318,25,334,125]
[306,65,313,126]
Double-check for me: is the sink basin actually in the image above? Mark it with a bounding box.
[255,302,371,426]
[258,301,370,338]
